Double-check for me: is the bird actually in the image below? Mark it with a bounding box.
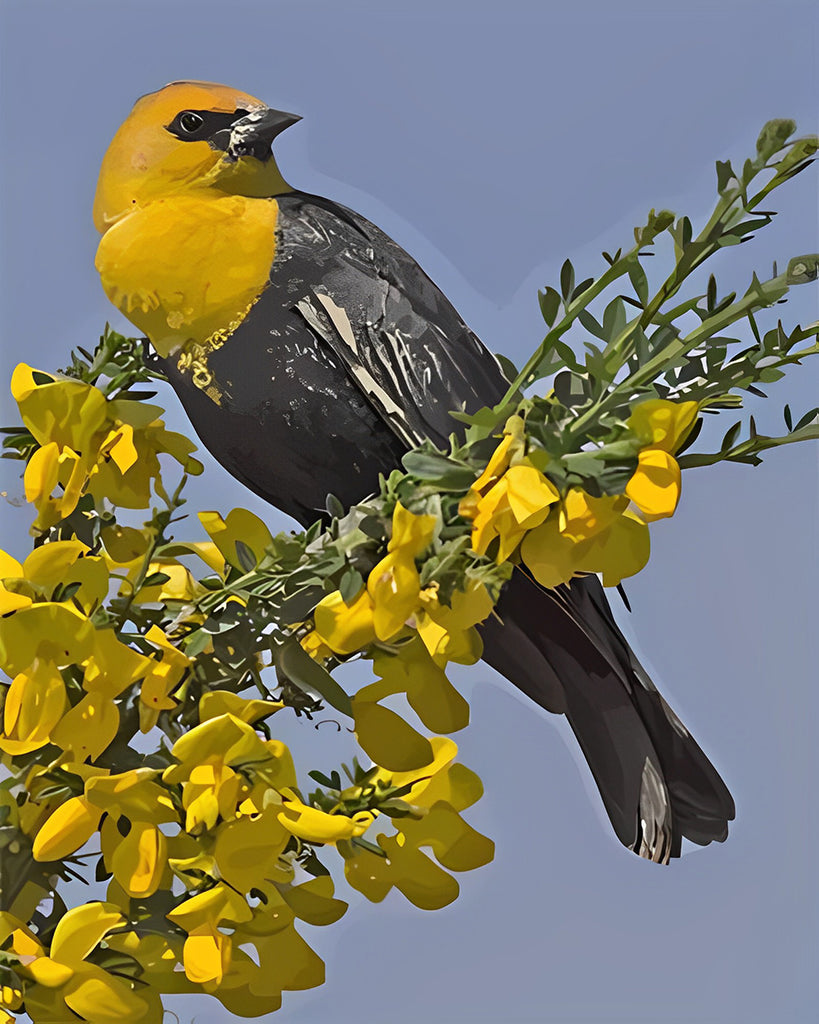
[93,80,735,863]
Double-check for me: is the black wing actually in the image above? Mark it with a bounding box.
[273,192,511,448]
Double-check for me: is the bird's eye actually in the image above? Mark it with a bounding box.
[178,111,204,134]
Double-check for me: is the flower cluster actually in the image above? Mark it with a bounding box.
[459,400,697,588]
[0,361,495,1023]
[9,363,201,531]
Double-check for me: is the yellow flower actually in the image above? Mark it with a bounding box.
[277,796,374,844]
[577,510,651,586]
[341,737,493,909]
[365,502,438,642]
[0,585,31,616]
[163,714,296,833]
[87,398,202,509]
[110,822,168,898]
[522,490,651,590]
[625,447,682,519]
[31,795,103,862]
[11,365,201,528]
[0,659,67,756]
[414,577,494,666]
[371,638,470,734]
[138,625,192,731]
[199,689,283,725]
[559,489,626,541]
[51,691,120,762]
[352,696,435,771]
[213,807,291,893]
[198,508,273,570]
[313,587,377,655]
[11,366,107,450]
[468,415,526,493]
[367,551,421,641]
[628,398,699,453]
[299,629,333,661]
[99,524,151,565]
[462,463,560,561]
[166,883,251,988]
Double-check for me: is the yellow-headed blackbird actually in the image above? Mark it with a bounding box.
[94,81,734,862]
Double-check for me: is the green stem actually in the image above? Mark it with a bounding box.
[566,270,791,440]
[501,249,639,405]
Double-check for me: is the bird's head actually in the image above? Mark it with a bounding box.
[93,81,300,232]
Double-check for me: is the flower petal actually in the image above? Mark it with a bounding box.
[625,448,681,518]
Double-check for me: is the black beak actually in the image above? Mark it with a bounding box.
[212,107,302,162]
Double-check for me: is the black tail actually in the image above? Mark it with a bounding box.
[478,569,735,863]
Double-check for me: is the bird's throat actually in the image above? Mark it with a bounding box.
[95,193,279,399]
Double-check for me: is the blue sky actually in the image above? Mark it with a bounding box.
[1,1,817,1021]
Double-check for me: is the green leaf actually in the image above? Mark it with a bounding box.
[577,309,606,341]
[339,568,364,605]
[570,277,595,302]
[627,261,649,305]
[325,493,345,519]
[402,450,477,490]
[787,254,819,284]
[756,119,796,161]
[275,636,352,718]
[560,259,575,301]
[142,572,171,588]
[538,286,561,326]
[715,159,736,193]
[234,540,257,573]
[602,296,627,340]
[53,581,82,603]
[720,421,742,451]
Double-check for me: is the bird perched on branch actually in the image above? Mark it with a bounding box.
[94,81,734,863]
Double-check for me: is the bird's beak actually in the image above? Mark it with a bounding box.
[211,107,302,162]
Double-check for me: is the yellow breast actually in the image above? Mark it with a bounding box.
[95,194,278,358]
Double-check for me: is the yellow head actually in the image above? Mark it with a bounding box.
[93,81,299,232]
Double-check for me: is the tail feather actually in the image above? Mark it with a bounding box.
[478,569,735,863]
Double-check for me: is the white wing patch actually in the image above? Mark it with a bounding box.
[295,293,421,448]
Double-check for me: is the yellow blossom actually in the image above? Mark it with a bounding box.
[313,587,377,655]
[370,638,470,734]
[0,659,67,756]
[414,577,494,665]
[364,502,437,642]
[99,524,151,565]
[299,629,333,661]
[32,796,102,862]
[277,796,374,844]
[51,691,120,762]
[138,625,191,730]
[213,807,291,892]
[352,697,434,771]
[85,769,178,824]
[576,510,651,586]
[164,714,296,832]
[625,447,682,519]
[628,398,699,453]
[198,508,273,569]
[110,822,167,898]
[167,882,252,988]
[461,462,560,561]
[11,365,201,529]
[199,689,283,725]
[341,737,492,909]
[559,489,626,541]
